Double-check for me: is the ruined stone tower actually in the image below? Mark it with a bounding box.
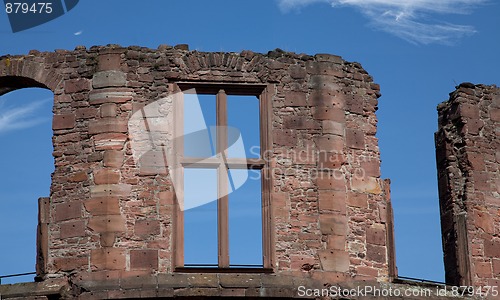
[435,83,500,288]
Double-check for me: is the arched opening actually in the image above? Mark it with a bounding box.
[0,77,54,284]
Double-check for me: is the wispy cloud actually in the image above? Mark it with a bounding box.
[0,98,51,134]
[277,0,486,44]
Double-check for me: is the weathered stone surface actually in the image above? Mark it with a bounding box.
[88,215,126,233]
[318,250,350,272]
[55,202,82,221]
[60,220,86,238]
[90,248,126,270]
[103,150,124,168]
[9,45,492,300]
[85,197,121,215]
[90,184,131,198]
[134,219,160,236]
[89,88,134,104]
[52,114,75,130]
[319,214,347,236]
[93,168,121,184]
[64,78,90,93]
[92,71,127,88]
[93,133,127,150]
[351,176,382,194]
[88,118,128,134]
[130,250,158,270]
[436,84,500,287]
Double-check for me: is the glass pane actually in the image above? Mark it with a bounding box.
[184,93,217,158]
[184,168,218,267]
[227,95,260,159]
[228,169,263,267]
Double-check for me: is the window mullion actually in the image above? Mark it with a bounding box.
[217,89,230,268]
[173,84,185,268]
[260,86,273,269]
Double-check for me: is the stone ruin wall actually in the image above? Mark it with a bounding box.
[0,45,394,298]
[436,83,500,288]
[0,45,497,299]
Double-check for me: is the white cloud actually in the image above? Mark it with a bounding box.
[277,0,486,44]
[278,0,329,12]
[0,98,51,134]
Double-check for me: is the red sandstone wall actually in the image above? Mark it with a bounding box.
[436,83,500,287]
[0,45,392,290]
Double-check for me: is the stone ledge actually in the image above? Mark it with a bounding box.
[0,275,485,299]
[0,278,68,299]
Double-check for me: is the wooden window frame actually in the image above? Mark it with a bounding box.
[172,82,274,272]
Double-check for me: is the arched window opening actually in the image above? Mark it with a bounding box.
[0,85,54,284]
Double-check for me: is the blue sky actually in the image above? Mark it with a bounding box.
[0,0,499,283]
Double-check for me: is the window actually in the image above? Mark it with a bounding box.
[0,85,53,283]
[172,83,273,270]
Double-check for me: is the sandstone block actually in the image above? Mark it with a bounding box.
[316,170,345,190]
[91,248,126,270]
[64,78,90,93]
[323,120,344,136]
[53,114,75,130]
[54,256,88,271]
[100,103,117,118]
[98,53,122,71]
[318,250,349,272]
[60,220,86,238]
[309,75,341,91]
[312,106,345,122]
[315,135,344,152]
[347,192,368,208]
[327,235,346,250]
[366,225,386,246]
[92,71,127,88]
[88,118,128,134]
[219,274,261,288]
[85,197,121,216]
[94,168,121,185]
[130,250,158,270]
[103,150,124,168]
[135,219,160,236]
[76,107,98,119]
[89,88,134,104]
[90,183,131,198]
[88,215,126,233]
[351,176,382,194]
[55,201,82,221]
[68,171,88,183]
[346,128,365,150]
[484,240,500,257]
[318,151,344,169]
[318,190,346,213]
[366,244,386,264]
[319,214,347,236]
[284,91,307,106]
[93,133,127,150]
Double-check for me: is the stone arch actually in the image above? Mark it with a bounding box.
[0,55,63,95]
[0,75,49,95]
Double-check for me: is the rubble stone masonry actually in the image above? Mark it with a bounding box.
[0,45,497,299]
[436,83,500,288]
